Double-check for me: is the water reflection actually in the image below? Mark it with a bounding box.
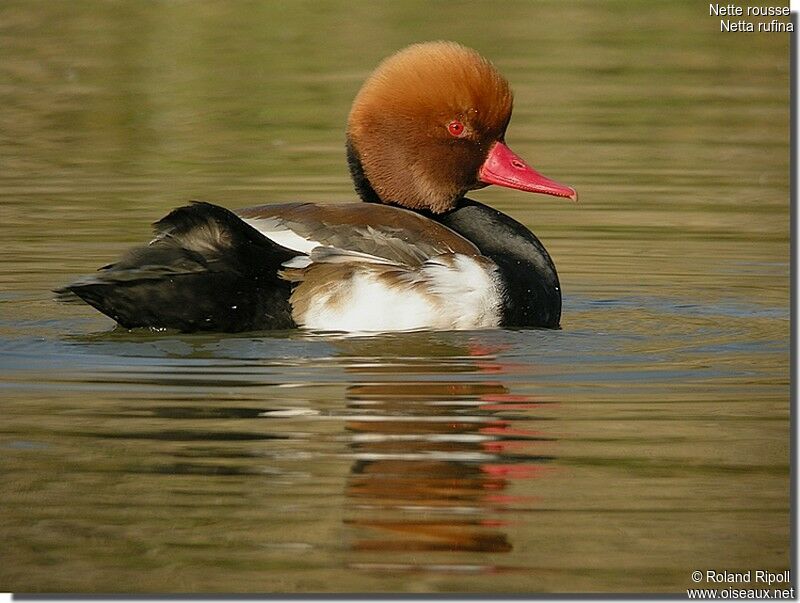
[340,345,557,564]
[74,330,562,564]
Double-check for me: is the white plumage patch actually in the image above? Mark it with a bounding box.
[240,214,504,333]
[295,253,504,333]
[242,217,321,254]
[417,254,504,329]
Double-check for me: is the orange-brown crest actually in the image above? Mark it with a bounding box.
[347,41,514,213]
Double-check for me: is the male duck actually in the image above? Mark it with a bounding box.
[59,42,576,333]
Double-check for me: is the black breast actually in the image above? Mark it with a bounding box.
[435,199,561,328]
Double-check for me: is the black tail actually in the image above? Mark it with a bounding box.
[56,202,298,332]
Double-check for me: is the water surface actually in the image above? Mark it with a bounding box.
[0,1,790,594]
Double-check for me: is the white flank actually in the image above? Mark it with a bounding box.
[419,254,505,330]
[298,253,504,333]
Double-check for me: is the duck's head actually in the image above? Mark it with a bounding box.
[346,41,576,214]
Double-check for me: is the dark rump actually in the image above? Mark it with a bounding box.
[56,202,298,332]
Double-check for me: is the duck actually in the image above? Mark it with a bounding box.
[57,41,576,333]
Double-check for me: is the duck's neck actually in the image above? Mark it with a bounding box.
[346,141,561,328]
[346,139,384,206]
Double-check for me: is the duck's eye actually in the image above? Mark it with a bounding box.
[447,120,466,138]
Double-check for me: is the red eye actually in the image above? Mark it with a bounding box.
[447,120,466,138]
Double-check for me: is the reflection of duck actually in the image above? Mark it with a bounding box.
[343,378,555,556]
[59,42,575,333]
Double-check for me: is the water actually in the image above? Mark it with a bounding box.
[0,1,790,594]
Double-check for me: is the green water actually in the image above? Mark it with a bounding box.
[0,1,791,594]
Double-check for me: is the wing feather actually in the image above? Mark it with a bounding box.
[237,202,479,266]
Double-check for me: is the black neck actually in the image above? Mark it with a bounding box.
[346,138,383,205]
